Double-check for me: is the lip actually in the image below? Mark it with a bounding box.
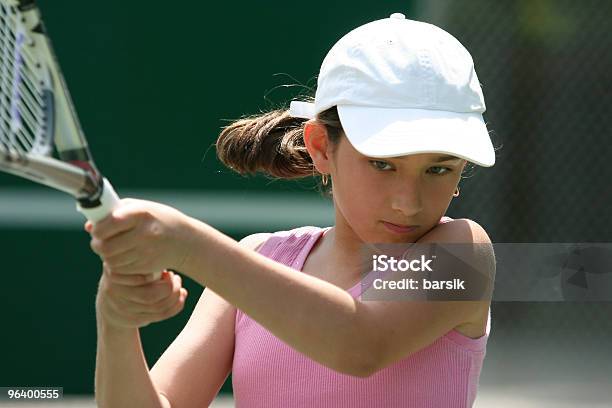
[382,221,419,234]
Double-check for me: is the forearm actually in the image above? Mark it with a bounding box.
[95,318,171,408]
[183,220,376,376]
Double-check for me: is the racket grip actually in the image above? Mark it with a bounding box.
[77,178,120,223]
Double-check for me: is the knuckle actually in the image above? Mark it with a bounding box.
[169,275,180,290]
[139,209,154,223]
[168,287,180,303]
[174,273,182,285]
[147,222,162,239]
[97,241,110,257]
[90,239,101,254]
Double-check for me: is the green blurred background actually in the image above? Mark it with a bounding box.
[1,0,611,404]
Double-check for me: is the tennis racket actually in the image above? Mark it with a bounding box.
[0,0,161,279]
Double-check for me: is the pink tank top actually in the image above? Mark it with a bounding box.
[232,217,491,407]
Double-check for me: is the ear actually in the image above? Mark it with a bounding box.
[304,121,333,174]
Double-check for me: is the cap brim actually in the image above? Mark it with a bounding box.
[337,105,496,167]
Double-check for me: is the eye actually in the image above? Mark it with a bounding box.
[369,160,394,171]
[428,166,453,175]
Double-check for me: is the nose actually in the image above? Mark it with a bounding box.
[390,181,423,216]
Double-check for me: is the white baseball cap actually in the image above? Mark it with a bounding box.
[289,13,496,167]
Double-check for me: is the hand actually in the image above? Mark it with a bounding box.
[96,266,188,329]
[86,198,196,278]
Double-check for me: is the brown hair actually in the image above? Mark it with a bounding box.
[216,101,342,196]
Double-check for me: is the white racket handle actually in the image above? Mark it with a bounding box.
[77,179,163,281]
[76,178,120,223]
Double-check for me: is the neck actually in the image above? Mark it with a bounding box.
[318,225,373,282]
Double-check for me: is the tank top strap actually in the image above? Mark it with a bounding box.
[256,226,329,268]
[235,226,330,331]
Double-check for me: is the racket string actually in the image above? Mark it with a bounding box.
[3,31,45,99]
[2,54,46,110]
[0,3,47,156]
[15,83,44,129]
[1,27,46,106]
[0,23,19,154]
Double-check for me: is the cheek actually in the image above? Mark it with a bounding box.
[429,176,460,199]
[333,164,382,217]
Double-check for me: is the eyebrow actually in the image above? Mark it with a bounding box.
[432,155,463,163]
[370,154,463,163]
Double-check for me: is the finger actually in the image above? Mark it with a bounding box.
[146,286,188,322]
[102,267,163,295]
[103,272,171,312]
[107,270,167,287]
[109,261,158,277]
[106,285,187,326]
[109,272,180,314]
[114,273,175,305]
[84,221,93,233]
[104,250,140,268]
[133,274,183,313]
[91,229,141,260]
[104,251,140,275]
[91,200,143,240]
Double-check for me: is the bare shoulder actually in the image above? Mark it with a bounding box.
[435,218,493,243]
[457,218,493,242]
[427,218,494,337]
[238,232,273,252]
[445,218,495,276]
[430,218,495,266]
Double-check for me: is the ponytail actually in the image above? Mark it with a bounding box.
[216,103,343,194]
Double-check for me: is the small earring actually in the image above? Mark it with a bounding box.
[453,187,460,197]
[322,174,329,186]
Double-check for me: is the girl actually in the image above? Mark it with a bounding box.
[89,13,497,408]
